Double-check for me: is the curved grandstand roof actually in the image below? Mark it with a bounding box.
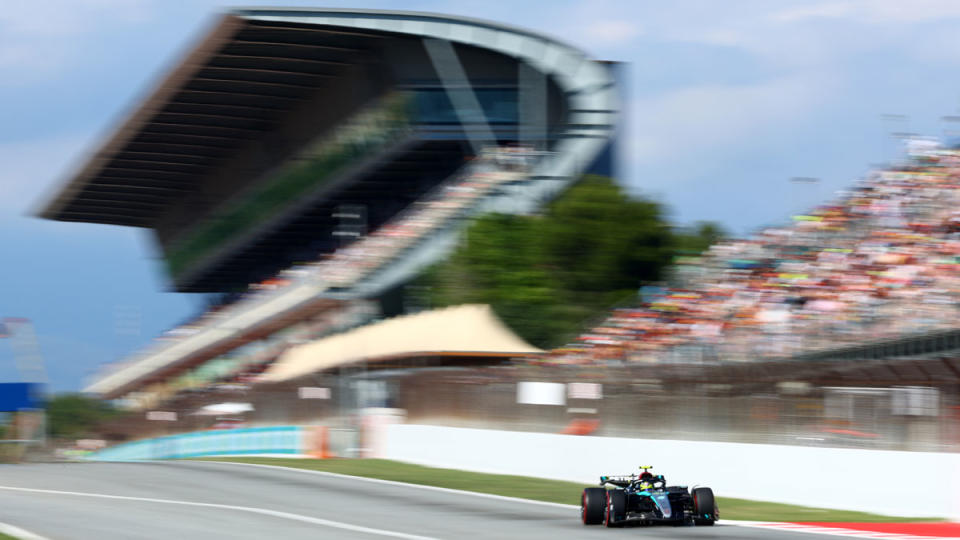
[39,7,618,227]
[261,304,543,383]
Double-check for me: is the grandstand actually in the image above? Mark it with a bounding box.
[556,141,960,370]
[38,9,620,407]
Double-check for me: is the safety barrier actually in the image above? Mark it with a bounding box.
[88,426,306,461]
[383,424,960,520]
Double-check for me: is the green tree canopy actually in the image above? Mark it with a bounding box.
[418,175,709,348]
[46,393,118,440]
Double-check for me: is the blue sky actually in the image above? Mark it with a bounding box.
[4,0,960,390]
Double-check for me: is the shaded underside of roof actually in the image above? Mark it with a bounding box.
[39,14,398,227]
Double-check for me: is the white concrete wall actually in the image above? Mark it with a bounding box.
[384,424,960,520]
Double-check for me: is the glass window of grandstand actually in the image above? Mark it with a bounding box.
[412,87,518,125]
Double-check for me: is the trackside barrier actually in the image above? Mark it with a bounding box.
[88,426,307,461]
[383,424,960,520]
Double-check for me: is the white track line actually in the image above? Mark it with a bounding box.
[0,485,435,540]
[190,459,579,510]
[0,522,49,540]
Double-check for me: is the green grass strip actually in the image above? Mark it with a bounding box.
[193,457,941,523]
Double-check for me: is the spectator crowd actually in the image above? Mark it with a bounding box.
[552,139,960,365]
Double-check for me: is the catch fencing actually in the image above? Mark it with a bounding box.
[101,364,960,454]
[395,368,960,453]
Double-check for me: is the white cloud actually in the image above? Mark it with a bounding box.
[633,7,849,68]
[623,1,960,71]
[582,20,642,46]
[771,0,960,24]
[771,2,856,23]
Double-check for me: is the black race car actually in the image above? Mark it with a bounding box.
[581,466,718,527]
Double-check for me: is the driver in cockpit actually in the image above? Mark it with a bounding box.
[635,470,654,490]
[635,468,666,490]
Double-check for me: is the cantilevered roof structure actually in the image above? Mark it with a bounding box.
[40,15,369,228]
[41,8,619,293]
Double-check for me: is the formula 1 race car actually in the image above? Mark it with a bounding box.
[581,466,718,527]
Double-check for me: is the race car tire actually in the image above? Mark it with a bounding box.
[692,487,717,526]
[582,488,606,525]
[604,490,626,527]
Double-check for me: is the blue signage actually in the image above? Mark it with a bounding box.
[0,383,43,411]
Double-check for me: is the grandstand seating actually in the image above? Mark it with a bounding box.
[92,145,544,405]
[313,147,536,287]
[553,140,960,365]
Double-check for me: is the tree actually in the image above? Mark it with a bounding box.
[674,221,727,255]
[46,394,119,440]
[539,176,675,292]
[418,175,680,348]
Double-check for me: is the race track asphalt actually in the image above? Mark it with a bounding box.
[0,461,837,540]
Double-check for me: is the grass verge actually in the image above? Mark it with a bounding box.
[192,457,941,523]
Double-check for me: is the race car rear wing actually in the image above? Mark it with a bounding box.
[599,475,636,487]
